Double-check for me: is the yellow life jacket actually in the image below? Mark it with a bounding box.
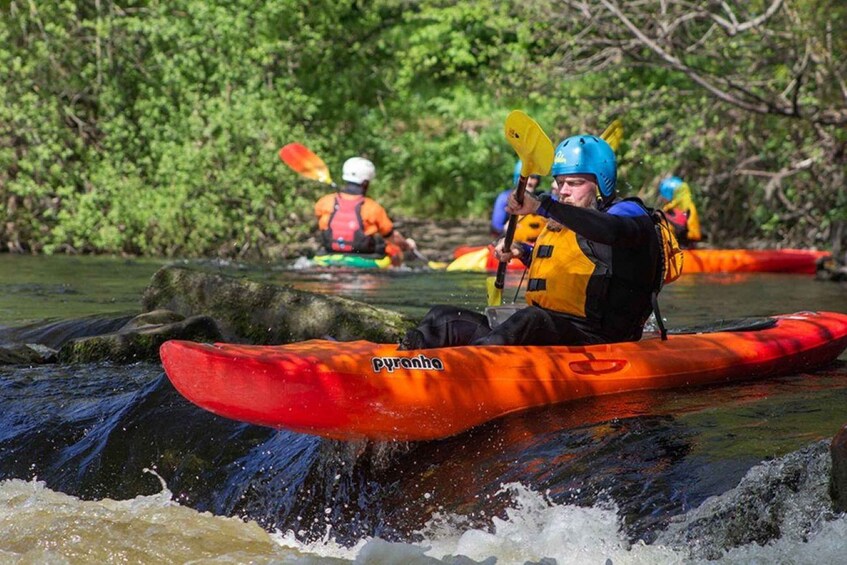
[524,226,609,319]
[513,214,546,243]
[662,182,702,241]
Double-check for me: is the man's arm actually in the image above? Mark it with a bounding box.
[535,195,652,247]
[490,190,510,236]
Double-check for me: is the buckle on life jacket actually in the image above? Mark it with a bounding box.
[536,245,554,258]
[527,278,547,291]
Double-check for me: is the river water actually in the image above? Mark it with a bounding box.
[1,254,846,563]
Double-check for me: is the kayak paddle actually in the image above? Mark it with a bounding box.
[600,119,624,152]
[409,246,448,270]
[488,111,554,306]
[278,143,336,187]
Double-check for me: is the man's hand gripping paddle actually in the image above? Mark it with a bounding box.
[279,143,336,187]
[487,111,554,307]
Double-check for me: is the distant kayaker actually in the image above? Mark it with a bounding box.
[657,175,702,248]
[314,157,415,262]
[490,161,544,242]
[400,134,661,349]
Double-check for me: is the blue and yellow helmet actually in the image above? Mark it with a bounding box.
[512,160,542,188]
[551,135,617,198]
[658,176,684,200]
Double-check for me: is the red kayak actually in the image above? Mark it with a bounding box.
[682,248,829,274]
[449,245,830,274]
[160,311,847,442]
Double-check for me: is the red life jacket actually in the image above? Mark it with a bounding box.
[323,195,373,253]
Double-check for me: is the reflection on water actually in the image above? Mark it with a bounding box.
[0,255,164,325]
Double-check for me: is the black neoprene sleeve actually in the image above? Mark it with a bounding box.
[536,194,651,247]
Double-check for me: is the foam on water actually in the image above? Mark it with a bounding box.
[2,469,847,564]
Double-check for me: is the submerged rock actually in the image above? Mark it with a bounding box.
[0,315,133,351]
[141,265,415,344]
[0,343,57,364]
[830,424,847,513]
[58,310,223,364]
[656,440,834,560]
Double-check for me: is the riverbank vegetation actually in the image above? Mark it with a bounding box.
[1,1,845,257]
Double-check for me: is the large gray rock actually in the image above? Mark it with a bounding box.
[140,266,415,344]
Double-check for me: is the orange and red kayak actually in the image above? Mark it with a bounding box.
[449,245,830,274]
[160,311,847,441]
[682,248,829,274]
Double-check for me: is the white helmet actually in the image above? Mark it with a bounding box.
[342,157,376,184]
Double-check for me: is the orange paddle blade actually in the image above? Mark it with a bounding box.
[278,143,333,185]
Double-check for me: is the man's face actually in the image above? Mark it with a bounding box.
[526,176,540,192]
[554,174,598,208]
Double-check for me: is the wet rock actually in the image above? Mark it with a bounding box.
[121,309,186,329]
[830,424,847,513]
[0,343,57,364]
[816,256,847,282]
[0,314,134,350]
[58,311,223,364]
[141,266,415,344]
[656,441,833,560]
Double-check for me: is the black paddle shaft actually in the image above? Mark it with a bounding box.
[494,175,528,291]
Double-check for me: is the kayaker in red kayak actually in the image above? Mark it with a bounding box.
[314,157,415,263]
[657,175,702,248]
[400,134,661,349]
[490,161,544,241]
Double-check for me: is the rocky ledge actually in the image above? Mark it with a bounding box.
[0,265,414,365]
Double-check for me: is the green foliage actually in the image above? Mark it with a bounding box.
[0,0,843,256]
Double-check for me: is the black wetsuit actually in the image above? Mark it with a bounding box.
[400,194,660,349]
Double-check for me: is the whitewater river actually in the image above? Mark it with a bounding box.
[1,254,846,563]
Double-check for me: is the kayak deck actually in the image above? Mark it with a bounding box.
[160,311,847,441]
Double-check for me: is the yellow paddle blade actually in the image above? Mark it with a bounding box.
[279,143,334,185]
[427,261,449,270]
[446,247,490,272]
[600,119,623,152]
[504,110,554,178]
[374,255,393,269]
[486,276,502,307]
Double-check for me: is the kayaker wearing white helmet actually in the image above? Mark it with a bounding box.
[314,156,415,262]
[400,134,661,349]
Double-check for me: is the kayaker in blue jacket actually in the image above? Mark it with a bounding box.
[400,134,661,349]
[490,161,543,241]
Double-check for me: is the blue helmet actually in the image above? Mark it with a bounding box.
[512,160,522,187]
[512,160,542,187]
[658,176,684,200]
[551,135,617,198]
